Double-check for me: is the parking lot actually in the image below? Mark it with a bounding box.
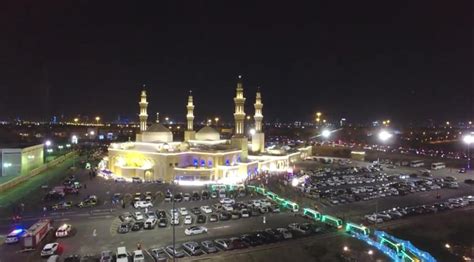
[0,170,318,262]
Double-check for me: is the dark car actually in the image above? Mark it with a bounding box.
[117,223,131,233]
[197,214,207,224]
[230,237,248,249]
[132,221,144,231]
[214,239,233,251]
[240,234,262,247]
[201,191,210,200]
[158,218,168,227]
[219,212,231,221]
[63,255,81,262]
[255,231,276,243]
[174,193,183,202]
[192,192,201,201]
[191,207,201,215]
[265,228,284,241]
[157,210,167,219]
[209,214,219,222]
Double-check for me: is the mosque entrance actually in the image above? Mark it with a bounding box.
[144,169,154,181]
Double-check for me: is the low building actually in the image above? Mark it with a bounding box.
[0,144,44,177]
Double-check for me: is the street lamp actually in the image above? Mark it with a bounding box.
[214,117,219,127]
[343,246,349,252]
[74,118,79,124]
[378,130,392,142]
[321,129,331,139]
[45,140,52,147]
[249,128,256,136]
[95,116,100,124]
[463,133,473,169]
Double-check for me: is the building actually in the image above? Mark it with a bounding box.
[102,77,312,184]
[0,144,44,177]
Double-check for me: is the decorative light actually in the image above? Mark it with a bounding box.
[445,243,451,249]
[45,140,52,147]
[343,246,349,252]
[368,250,373,255]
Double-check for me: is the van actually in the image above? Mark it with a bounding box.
[116,247,128,262]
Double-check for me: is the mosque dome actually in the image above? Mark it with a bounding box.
[140,123,173,142]
[196,126,220,141]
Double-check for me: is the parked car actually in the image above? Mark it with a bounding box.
[134,201,153,209]
[209,214,219,222]
[99,250,114,262]
[165,245,185,258]
[133,250,145,262]
[183,241,203,256]
[131,221,144,231]
[144,218,157,229]
[197,214,207,223]
[118,222,132,233]
[201,240,218,253]
[119,212,134,222]
[184,215,193,225]
[150,248,169,261]
[158,218,168,227]
[214,239,233,250]
[134,212,144,221]
[200,206,213,214]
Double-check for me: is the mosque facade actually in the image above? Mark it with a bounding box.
[103,77,312,185]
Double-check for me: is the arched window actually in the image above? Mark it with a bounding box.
[225,159,230,166]
[208,160,213,167]
[193,159,198,167]
[200,159,206,167]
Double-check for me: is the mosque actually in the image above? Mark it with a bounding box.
[103,77,312,185]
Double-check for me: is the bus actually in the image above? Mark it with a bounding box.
[431,162,446,170]
[345,223,370,236]
[379,236,405,254]
[282,200,299,212]
[303,208,321,221]
[410,160,424,167]
[321,215,343,229]
[265,191,278,201]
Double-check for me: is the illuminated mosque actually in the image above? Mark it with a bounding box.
[103,77,312,184]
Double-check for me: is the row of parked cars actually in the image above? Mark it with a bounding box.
[365,195,474,223]
[149,222,325,261]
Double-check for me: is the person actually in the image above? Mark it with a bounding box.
[262,216,266,224]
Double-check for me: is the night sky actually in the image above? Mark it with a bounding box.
[0,1,472,123]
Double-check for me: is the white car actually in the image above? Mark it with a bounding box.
[179,207,189,216]
[184,226,207,236]
[55,224,72,237]
[171,215,180,225]
[200,206,212,214]
[144,218,157,229]
[219,198,235,205]
[134,212,144,221]
[184,215,193,225]
[133,250,145,262]
[240,209,250,218]
[41,242,59,257]
[134,201,153,209]
[222,204,233,212]
[170,208,179,217]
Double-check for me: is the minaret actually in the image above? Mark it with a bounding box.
[233,75,246,136]
[231,75,248,159]
[184,90,196,141]
[139,89,148,132]
[252,87,265,153]
[254,88,263,132]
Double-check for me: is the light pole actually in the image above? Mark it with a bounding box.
[321,129,331,139]
[377,129,392,164]
[95,116,100,125]
[463,133,473,169]
[214,117,219,127]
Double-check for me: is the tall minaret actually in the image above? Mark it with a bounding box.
[254,88,263,132]
[252,87,265,153]
[233,75,246,136]
[184,90,196,141]
[231,75,248,159]
[139,89,148,132]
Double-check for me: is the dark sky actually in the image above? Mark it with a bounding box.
[0,1,472,123]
